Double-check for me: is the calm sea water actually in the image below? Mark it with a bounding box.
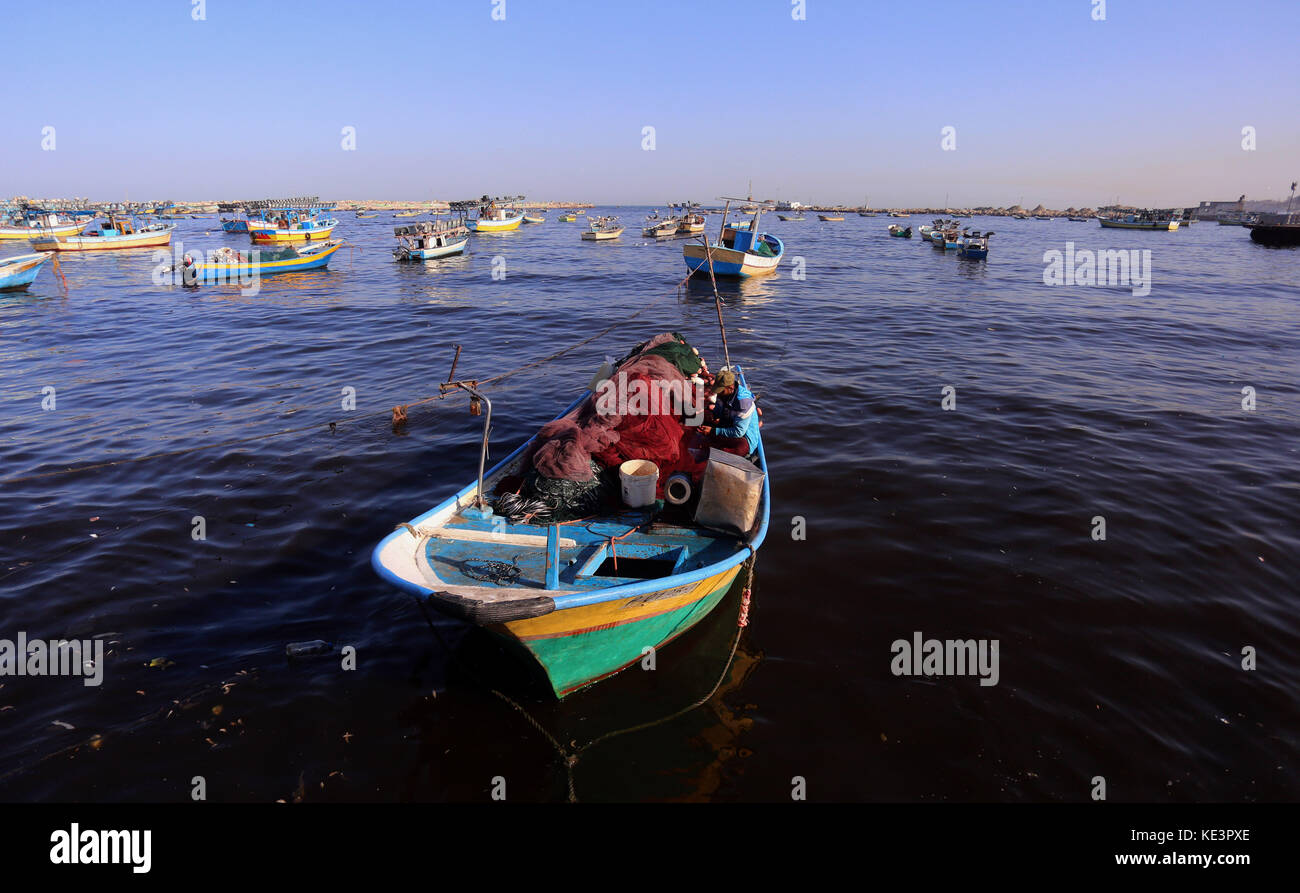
[1,211,1297,802]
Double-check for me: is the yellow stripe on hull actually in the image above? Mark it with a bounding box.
[472,219,523,232]
[31,231,174,251]
[505,566,739,642]
[0,223,84,240]
[248,225,338,243]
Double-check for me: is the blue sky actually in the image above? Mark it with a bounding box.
[4,0,1297,206]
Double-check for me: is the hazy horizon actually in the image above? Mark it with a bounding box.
[4,0,1296,208]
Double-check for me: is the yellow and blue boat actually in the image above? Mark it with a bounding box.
[0,211,84,241]
[372,350,769,698]
[179,240,342,281]
[30,214,174,251]
[243,197,339,243]
[466,194,525,232]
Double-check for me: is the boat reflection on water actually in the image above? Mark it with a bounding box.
[410,570,763,801]
[680,273,780,307]
[182,268,344,304]
[391,253,482,306]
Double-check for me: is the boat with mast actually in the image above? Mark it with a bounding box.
[371,331,769,698]
[683,199,784,278]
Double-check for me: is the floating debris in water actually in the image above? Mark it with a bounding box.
[285,640,333,659]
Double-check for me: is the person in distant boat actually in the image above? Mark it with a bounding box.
[698,370,760,457]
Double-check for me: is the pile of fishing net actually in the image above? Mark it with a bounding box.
[495,461,613,525]
[494,333,711,523]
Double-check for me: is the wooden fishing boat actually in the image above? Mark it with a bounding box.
[776,214,805,222]
[30,214,174,251]
[249,218,338,242]
[220,215,250,233]
[957,230,992,259]
[468,195,525,232]
[888,224,912,238]
[0,212,84,241]
[0,252,52,290]
[394,210,423,218]
[581,216,624,240]
[1249,212,1300,247]
[1034,215,1052,220]
[677,210,707,234]
[522,214,545,225]
[180,240,342,281]
[683,200,784,278]
[357,212,379,219]
[939,229,963,250]
[643,219,680,238]
[1067,216,1088,222]
[394,218,470,260]
[371,347,769,698]
[1099,212,1178,231]
[817,214,844,221]
[558,212,578,222]
[244,198,339,243]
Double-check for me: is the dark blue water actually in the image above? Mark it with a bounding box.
[2,212,1297,801]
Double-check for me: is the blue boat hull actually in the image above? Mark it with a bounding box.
[0,254,50,291]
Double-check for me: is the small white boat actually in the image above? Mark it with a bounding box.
[643,219,679,238]
[394,219,470,260]
[581,216,624,240]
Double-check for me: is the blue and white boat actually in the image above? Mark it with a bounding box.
[957,230,992,260]
[394,217,470,260]
[0,252,52,290]
[683,200,784,277]
[371,339,769,698]
[179,240,342,281]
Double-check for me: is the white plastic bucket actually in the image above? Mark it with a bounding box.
[619,459,659,507]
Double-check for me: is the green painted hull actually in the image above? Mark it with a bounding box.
[509,570,739,698]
